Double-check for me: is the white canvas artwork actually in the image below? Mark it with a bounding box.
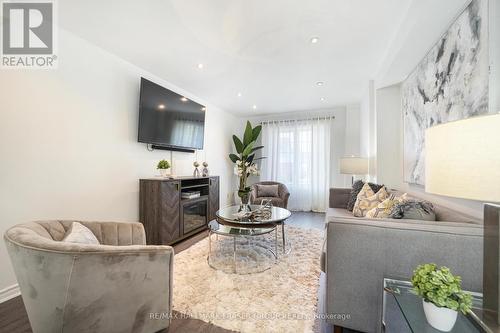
[402,0,489,185]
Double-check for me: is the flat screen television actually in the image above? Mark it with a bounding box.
[138,78,205,151]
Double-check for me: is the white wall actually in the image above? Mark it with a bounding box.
[359,80,377,181]
[0,30,239,292]
[345,104,361,156]
[247,107,350,187]
[376,84,402,187]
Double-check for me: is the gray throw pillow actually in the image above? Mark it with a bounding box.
[389,200,436,221]
[346,180,384,212]
[256,184,279,197]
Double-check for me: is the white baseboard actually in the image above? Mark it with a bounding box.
[0,284,20,303]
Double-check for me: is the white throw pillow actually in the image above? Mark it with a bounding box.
[62,222,100,245]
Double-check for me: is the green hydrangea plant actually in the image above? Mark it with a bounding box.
[411,263,472,314]
[157,159,171,170]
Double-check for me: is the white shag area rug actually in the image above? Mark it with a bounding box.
[173,226,324,333]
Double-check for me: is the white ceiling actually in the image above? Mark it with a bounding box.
[59,0,469,115]
[376,0,470,87]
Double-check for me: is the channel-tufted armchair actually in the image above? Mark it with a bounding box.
[250,181,290,208]
[4,220,174,333]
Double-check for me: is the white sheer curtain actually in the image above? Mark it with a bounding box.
[260,118,332,212]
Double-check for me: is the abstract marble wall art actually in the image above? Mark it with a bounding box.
[402,0,489,185]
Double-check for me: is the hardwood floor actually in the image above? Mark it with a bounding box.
[287,211,325,230]
[0,296,235,333]
[0,296,30,333]
[0,212,325,333]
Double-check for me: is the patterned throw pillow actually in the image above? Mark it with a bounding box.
[347,180,385,212]
[389,200,436,221]
[366,193,408,218]
[353,185,389,217]
[355,182,375,201]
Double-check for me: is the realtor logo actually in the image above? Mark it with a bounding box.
[1,0,57,68]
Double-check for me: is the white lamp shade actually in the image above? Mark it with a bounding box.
[339,157,369,175]
[425,114,500,202]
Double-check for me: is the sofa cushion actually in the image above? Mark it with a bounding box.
[326,208,357,221]
[347,180,385,212]
[62,222,100,245]
[433,205,478,223]
[256,184,279,197]
[353,186,389,217]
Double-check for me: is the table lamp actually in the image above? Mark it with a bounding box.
[339,156,369,185]
[425,113,500,327]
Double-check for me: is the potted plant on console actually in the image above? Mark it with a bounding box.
[157,159,171,178]
[412,263,472,332]
[229,121,263,212]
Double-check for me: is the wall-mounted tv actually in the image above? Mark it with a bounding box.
[138,78,206,151]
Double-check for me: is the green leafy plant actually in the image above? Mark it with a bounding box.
[229,121,264,200]
[157,159,171,170]
[412,263,472,314]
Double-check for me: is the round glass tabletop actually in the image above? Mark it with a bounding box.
[216,205,292,225]
[208,220,275,236]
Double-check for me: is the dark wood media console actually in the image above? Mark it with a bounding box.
[139,176,220,245]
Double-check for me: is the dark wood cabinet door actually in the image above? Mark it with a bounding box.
[208,177,220,221]
[140,180,160,245]
[159,181,180,244]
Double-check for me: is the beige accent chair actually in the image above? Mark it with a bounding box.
[4,220,174,333]
[250,181,290,208]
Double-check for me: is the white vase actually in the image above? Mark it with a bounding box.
[422,299,458,332]
[158,169,169,177]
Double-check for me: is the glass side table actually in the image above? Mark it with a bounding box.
[383,278,497,333]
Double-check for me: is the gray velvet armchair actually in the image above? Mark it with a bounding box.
[4,220,174,333]
[250,181,290,208]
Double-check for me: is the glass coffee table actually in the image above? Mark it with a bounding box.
[383,278,496,333]
[216,205,292,254]
[207,205,292,274]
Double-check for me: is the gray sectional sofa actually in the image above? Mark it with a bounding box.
[321,188,483,333]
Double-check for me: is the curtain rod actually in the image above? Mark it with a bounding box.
[260,116,335,125]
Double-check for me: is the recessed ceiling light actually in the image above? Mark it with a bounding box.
[320,98,325,102]
[252,105,257,110]
[180,97,188,102]
[197,63,204,69]
[316,81,324,86]
[237,92,242,97]
[158,104,165,109]
[310,37,319,44]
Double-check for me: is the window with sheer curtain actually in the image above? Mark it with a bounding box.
[260,118,332,212]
